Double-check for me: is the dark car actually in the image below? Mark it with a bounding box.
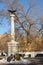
[35,54,43,58]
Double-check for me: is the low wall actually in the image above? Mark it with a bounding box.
[19,51,43,57]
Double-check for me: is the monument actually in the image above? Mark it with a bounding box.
[8,10,19,56]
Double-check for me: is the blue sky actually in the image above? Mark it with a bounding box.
[0,0,43,34]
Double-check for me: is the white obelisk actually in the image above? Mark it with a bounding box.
[10,12,15,41]
[8,10,18,56]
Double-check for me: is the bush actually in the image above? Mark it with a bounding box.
[7,54,14,62]
[7,56,11,62]
[15,54,20,60]
[1,52,5,56]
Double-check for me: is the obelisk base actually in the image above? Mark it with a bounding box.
[8,41,19,56]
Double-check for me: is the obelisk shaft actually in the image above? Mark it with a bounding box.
[10,13,15,41]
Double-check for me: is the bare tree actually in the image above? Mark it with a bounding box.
[0,0,42,44]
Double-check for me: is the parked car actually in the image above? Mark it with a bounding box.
[35,54,43,58]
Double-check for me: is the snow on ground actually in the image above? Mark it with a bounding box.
[0,58,7,63]
[0,58,31,64]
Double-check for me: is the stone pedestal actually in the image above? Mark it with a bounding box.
[8,40,18,56]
